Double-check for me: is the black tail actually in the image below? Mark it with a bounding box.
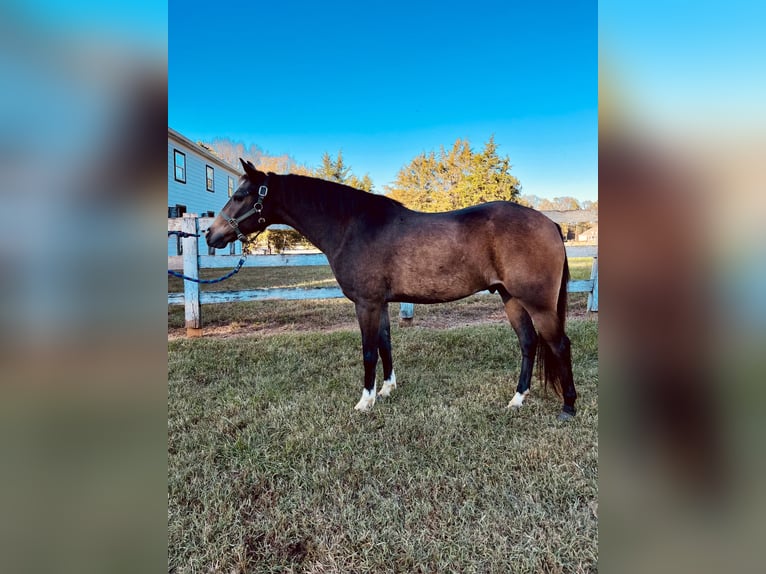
[537,255,569,397]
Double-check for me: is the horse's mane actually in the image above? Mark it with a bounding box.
[282,173,405,220]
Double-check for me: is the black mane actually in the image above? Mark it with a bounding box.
[282,173,405,220]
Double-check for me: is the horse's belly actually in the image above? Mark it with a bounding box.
[388,263,489,304]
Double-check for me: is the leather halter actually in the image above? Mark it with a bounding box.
[226,177,269,243]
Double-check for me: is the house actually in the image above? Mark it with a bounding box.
[168,127,243,256]
[577,223,598,243]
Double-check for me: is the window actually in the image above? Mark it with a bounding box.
[173,150,186,183]
[206,165,215,192]
[228,176,235,197]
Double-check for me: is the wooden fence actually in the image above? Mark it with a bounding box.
[169,214,598,336]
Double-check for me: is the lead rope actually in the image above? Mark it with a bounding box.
[167,231,261,284]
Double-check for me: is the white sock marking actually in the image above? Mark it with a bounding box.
[508,390,529,409]
[377,370,397,398]
[354,387,376,411]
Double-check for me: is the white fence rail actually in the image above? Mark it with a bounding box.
[169,214,598,336]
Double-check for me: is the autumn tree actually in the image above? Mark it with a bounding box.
[385,136,521,211]
[203,137,313,175]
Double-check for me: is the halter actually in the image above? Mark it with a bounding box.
[226,176,269,243]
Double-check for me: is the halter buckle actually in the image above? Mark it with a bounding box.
[258,185,268,197]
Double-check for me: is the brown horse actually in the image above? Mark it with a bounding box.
[207,160,576,419]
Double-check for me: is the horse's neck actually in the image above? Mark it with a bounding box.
[276,178,348,258]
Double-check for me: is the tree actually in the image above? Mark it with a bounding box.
[314,151,374,191]
[552,196,582,211]
[203,137,312,175]
[461,136,521,205]
[385,136,521,211]
[349,173,374,193]
[315,151,351,183]
[537,196,582,211]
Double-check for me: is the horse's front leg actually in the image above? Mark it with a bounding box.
[353,302,382,412]
[377,303,396,398]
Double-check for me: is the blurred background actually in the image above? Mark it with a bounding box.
[0,1,764,572]
[600,1,766,572]
[0,1,167,572]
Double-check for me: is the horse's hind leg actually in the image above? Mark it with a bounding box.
[377,303,397,398]
[526,308,577,419]
[502,296,538,409]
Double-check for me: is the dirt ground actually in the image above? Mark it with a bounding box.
[168,297,593,341]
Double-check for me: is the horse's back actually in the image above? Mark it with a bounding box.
[438,201,564,253]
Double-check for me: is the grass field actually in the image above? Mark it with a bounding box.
[168,258,598,573]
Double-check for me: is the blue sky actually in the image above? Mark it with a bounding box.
[169,1,597,200]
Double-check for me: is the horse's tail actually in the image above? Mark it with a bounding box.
[557,255,569,332]
[537,246,569,398]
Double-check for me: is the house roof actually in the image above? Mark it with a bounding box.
[168,127,243,175]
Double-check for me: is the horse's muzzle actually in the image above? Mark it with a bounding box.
[205,226,231,249]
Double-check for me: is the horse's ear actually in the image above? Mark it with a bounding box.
[239,158,258,178]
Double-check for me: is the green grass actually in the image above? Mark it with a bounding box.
[168,319,598,573]
[168,265,338,293]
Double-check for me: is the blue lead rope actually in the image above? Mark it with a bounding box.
[168,257,246,283]
[168,230,246,284]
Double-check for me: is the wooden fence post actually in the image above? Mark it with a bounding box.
[182,214,203,337]
[399,302,414,327]
[587,256,598,312]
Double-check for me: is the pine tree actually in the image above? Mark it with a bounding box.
[314,151,374,191]
[315,151,351,183]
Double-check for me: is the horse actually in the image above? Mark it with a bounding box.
[206,159,577,420]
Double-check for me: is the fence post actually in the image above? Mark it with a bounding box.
[587,256,598,312]
[399,302,414,327]
[182,214,203,337]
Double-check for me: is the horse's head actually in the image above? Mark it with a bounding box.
[206,159,277,248]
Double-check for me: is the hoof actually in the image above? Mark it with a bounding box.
[377,372,397,398]
[377,384,394,398]
[354,388,376,412]
[557,410,575,422]
[507,390,529,409]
